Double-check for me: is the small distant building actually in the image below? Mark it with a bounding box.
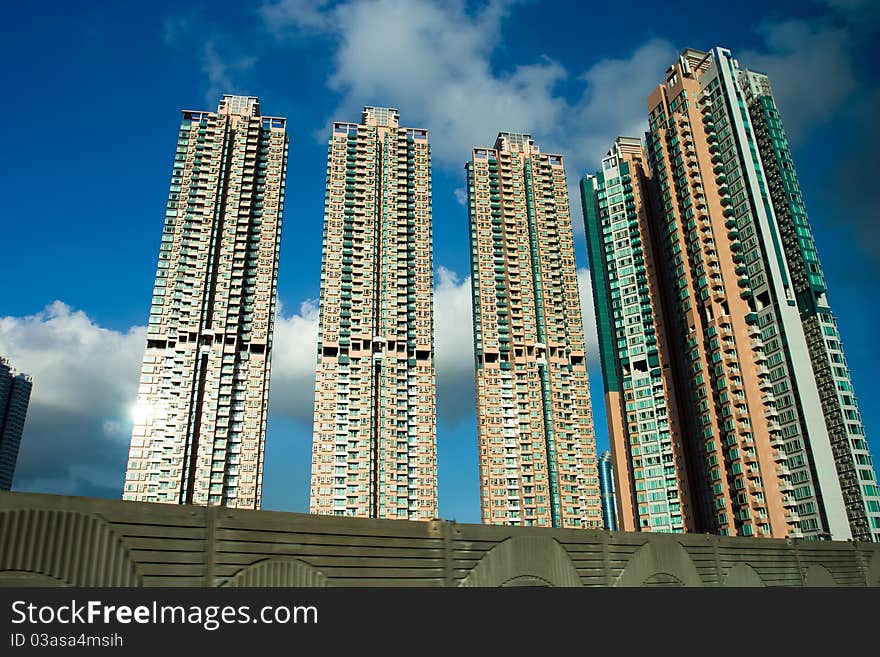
[599,451,618,531]
[0,356,33,491]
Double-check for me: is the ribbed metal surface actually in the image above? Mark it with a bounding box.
[717,541,802,587]
[642,573,685,586]
[614,539,704,587]
[795,542,866,586]
[459,536,582,587]
[0,508,140,586]
[722,563,765,587]
[213,510,446,587]
[222,558,328,587]
[866,549,880,586]
[0,492,877,587]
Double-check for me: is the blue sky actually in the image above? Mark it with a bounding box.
[1,0,878,523]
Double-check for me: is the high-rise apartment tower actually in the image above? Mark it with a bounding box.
[581,137,696,533]
[309,107,437,520]
[467,132,601,528]
[636,47,854,539]
[123,95,288,509]
[739,68,879,541]
[0,356,32,491]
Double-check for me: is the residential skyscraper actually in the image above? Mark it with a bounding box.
[467,132,601,528]
[740,69,880,541]
[581,137,696,534]
[0,356,32,491]
[637,47,850,539]
[123,95,288,509]
[309,107,437,520]
[598,451,618,531]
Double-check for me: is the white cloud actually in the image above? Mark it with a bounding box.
[434,267,476,423]
[562,39,677,167]
[740,20,855,144]
[322,0,567,167]
[260,0,675,235]
[260,0,336,34]
[454,187,468,206]
[162,11,199,46]
[558,39,677,232]
[266,299,320,423]
[0,302,144,418]
[0,265,481,495]
[0,302,145,496]
[0,298,324,498]
[257,0,873,245]
[202,42,258,105]
[577,268,600,370]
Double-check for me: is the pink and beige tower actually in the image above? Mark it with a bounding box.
[309,108,437,520]
[124,95,288,509]
[466,132,601,528]
[582,49,876,541]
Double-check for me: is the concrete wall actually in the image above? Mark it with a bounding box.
[0,492,877,587]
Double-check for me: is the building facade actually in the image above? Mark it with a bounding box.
[598,451,618,531]
[123,95,288,510]
[309,107,437,521]
[581,137,696,534]
[739,70,880,541]
[467,132,601,528]
[0,357,32,491]
[639,47,852,540]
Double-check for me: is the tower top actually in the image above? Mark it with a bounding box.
[218,95,261,117]
[679,48,711,77]
[494,132,539,155]
[0,356,32,382]
[610,136,643,157]
[362,107,399,127]
[740,68,774,101]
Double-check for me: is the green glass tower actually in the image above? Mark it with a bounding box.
[581,137,696,534]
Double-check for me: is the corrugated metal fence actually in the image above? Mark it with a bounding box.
[1,492,877,587]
